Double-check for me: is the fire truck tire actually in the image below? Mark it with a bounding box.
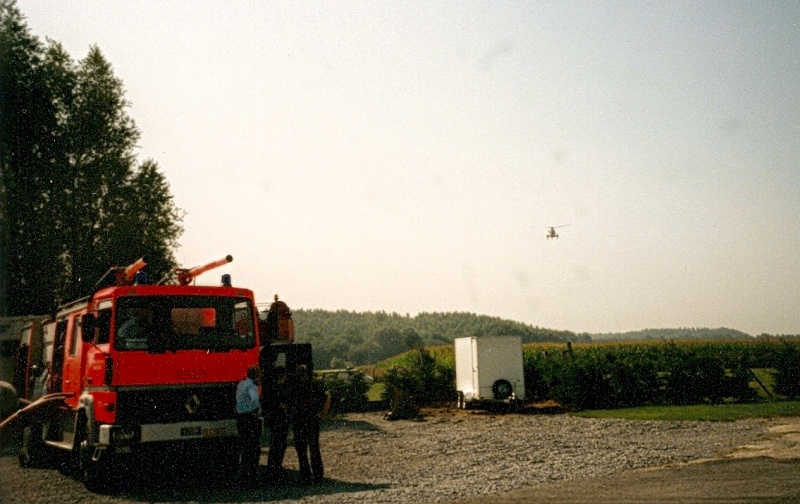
[220,442,240,475]
[201,439,239,479]
[72,418,112,493]
[19,424,47,468]
[492,379,513,401]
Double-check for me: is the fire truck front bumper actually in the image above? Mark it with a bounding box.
[98,418,238,447]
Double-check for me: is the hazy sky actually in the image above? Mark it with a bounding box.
[18,1,800,335]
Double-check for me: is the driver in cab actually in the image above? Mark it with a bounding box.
[117,307,152,349]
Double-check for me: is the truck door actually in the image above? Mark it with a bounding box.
[61,312,84,406]
[49,319,68,394]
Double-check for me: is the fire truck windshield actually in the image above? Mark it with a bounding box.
[114,296,256,352]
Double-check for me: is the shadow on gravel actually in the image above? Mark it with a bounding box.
[516,402,569,415]
[321,417,384,432]
[0,429,22,457]
[108,465,389,503]
[420,400,569,417]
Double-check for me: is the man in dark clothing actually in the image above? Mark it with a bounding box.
[263,366,290,482]
[291,364,329,483]
[235,365,262,485]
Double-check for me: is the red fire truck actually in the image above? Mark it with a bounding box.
[15,255,262,490]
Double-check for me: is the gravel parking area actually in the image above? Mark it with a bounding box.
[0,409,770,504]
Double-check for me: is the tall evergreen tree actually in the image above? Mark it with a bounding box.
[100,159,183,285]
[0,1,182,315]
[57,45,150,301]
[0,1,66,315]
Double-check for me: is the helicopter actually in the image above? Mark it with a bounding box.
[546,225,568,239]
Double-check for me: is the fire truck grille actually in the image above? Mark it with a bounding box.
[115,384,238,424]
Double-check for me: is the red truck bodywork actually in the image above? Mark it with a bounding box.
[16,257,261,489]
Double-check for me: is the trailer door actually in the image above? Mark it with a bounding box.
[471,338,480,399]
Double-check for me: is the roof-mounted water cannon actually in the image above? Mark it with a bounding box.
[175,255,233,285]
[117,257,148,285]
[93,257,148,290]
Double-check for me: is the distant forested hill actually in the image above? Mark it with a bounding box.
[289,309,587,369]
[281,308,762,369]
[589,327,753,341]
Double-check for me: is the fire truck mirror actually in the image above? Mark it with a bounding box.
[81,313,96,342]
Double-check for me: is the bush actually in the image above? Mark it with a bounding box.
[382,348,456,404]
[549,354,611,410]
[379,339,798,411]
[606,354,660,408]
[723,365,759,402]
[773,342,800,399]
[324,371,370,413]
[523,351,550,401]
[524,341,761,410]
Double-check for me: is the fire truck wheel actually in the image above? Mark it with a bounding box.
[492,379,513,401]
[219,442,239,481]
[19,424,48,468]
[72,418,112,492]
[200,439,239,480]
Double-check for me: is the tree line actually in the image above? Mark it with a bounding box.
[290,308,791,370]
[290,308,587,369]
[0,1,183,316]
[591,327,754,341]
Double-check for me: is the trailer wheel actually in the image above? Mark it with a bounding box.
[492,379,513,401]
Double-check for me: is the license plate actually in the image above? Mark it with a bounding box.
[181,426,202,437]
[202,427,226,438]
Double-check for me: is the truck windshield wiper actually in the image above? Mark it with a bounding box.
[206,343,231,353]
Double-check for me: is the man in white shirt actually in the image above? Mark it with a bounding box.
[235,365,262,485]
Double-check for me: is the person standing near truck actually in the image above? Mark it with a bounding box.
[263,366,290,482]
[235,365,262,486]
[290,364,329,484]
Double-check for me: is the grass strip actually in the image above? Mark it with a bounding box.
[574,400,800,421]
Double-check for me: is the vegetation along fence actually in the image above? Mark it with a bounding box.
[348,338,800,411]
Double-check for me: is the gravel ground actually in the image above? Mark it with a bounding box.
[0,408,770,504]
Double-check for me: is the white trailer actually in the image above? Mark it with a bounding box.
[454,336,525,409]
